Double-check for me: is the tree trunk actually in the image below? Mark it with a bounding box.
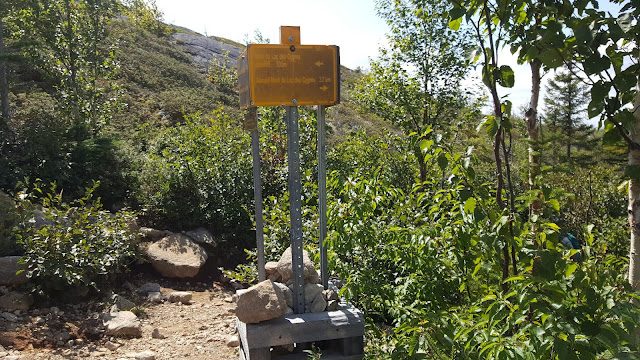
[526,59,541,234]
[0,13,10,127]
[628,78,640,292]
[525,59,541,188]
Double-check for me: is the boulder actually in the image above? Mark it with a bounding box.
[185,228,216,246]
[276,247,319,284]
[104,311,142,337]
[236,280,287,324]
[0,256,28,286]
[143,234,208,278]
[0,291,32,311]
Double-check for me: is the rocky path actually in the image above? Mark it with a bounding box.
[0,277,240,360]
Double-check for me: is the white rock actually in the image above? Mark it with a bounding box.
[143,234,208,278]
[168,292,192,303]
[226,335,240,347]
[236,280,287,324]
[276,247,319,284]
[127,350,156,360]
[104,311,142,337]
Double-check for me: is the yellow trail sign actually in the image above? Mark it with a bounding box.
[238,44,340,109]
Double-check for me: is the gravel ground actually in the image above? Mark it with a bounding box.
[0,276,239,360]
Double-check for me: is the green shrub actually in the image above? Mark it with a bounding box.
[136,108,253,244]
[0,191,22,256]
[15,182,138,296]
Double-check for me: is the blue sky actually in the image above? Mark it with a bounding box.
[154,0,624,121]
[154,0,387,70]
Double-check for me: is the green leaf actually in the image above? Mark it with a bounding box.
[437,154,449,171]
[602,122,622,145]
[449,17,463,31]
[548,199,560,211]
[497,65,515,88]
[464,197,477,214]
[583,53,611,75]
[565,263,578,277]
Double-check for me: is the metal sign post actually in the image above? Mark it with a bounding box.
[285,106,306,314]
[238,26,340,314]
[246,108,266,282]
[317,105,328,289]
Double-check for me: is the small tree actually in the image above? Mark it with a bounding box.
[543,67,595,166]
[355,0,473,183]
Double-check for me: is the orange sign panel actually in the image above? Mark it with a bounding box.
[238,44,340,109]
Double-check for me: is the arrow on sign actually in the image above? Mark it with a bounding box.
[315,61,324,67]
[320,85,329,91]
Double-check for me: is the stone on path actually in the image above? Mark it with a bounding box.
[168,291,192,303]
[226,335,240,347]
[143,234,208,278]
[104,311,142,337]
[236,280,287,324]
[126,350,156,360]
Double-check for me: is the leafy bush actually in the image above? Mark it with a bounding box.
[15,182,138,296]
[0,192,22,256]
[327,140,640,359]
[136,108,253,246]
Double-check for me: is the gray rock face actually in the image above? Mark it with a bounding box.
[0,256,28,286]
[137,282,161,294]
[172,33,243,71]
[326,300,338,312]
[236,280,287,324]
[273,282,293,308]
[184,228,216,246]
[143,234,208,278]
[276,247,319,285]
[308,293,327,313]
[111,294,135,311]
[0,291,33,311]
[104,311,142,337]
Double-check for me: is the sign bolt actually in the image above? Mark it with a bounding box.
[288,36,294,42]
[292,99,298,105]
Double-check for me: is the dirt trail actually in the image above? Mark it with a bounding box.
[0,271,240,360]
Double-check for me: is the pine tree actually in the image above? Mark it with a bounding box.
[543,67,596,167]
